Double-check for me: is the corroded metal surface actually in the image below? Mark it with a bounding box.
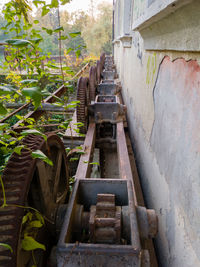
[100,52,106,73]
[0,53,158,267]
[75,122,96,179]
[89,66,97,101]
[97,60,102,84]
[0,134,69,267]
[76,77,89,133]
[89,194,121,244]
[56,54,158,266]
[89,95,126,124]
[0,102,31,124]
[57,179,144,267]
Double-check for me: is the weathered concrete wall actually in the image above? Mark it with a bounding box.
[114,0,200,266]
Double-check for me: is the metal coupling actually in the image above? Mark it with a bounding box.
[136,206,158,240]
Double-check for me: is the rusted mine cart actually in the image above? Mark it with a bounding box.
[0,54,158,267]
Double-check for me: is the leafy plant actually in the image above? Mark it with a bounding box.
[0,243,13,252]
[0,0,75,259]
[20,209,46,265]
[0,0,98,261]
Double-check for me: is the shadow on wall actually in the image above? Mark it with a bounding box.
[150,56,200,265]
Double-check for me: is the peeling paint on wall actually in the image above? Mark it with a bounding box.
[150,56,200,266]
[146,53,157,85]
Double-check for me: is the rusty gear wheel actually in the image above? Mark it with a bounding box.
[89,66,97,102]
[96,60,101,84]
[76,77,89,134]
[0,134,69,267]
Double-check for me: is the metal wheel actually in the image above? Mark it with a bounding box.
[0,134,69,267]
[76,77,89,134]
[96,60,101,84]
[89,66,97,102]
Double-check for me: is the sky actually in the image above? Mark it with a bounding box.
[0,0,113,14]
[64,0,113,14]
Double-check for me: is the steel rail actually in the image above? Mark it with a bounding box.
[0,62,90,127]
[75,122,96,179]
[0,102,31,124]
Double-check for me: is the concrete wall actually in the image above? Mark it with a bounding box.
[113,0,200,266]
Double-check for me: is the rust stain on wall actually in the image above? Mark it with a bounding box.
[150,56,200,264]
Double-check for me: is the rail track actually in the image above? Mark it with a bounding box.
[0,54,158,267]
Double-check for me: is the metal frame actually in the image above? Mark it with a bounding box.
[56,55,157,266]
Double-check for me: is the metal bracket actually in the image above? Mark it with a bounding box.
[89,95,126,124]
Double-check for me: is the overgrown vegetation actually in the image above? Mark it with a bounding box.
[0,0,112,262]
[0,0,112,57]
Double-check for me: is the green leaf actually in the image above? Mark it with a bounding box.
[0,86,11,96]
[21,236,46,251]
[21,79,38,85]
[41,91,51,97]
[0,123,9,130]
[52,102,63,107]
[0,103,7,115]
[5,39,34,48]
[22,87,42,109]
[66,103,77,108]
[42,6,50,16]
[33,20,39,24]
[0,140,8,146]
[62,66,72,71]
[22,212,33,224]
[54,26,64,32]
[29,220,43,228]
[47,64,59,69]
[10,140,16,145]
[31,38,43,44]
[50,0,59,8]
[0,243,13,253]
[66,70,74,75]
[31,150,53,166]
[66,48,72,54]
[35,212,45,225]
[74,122,84,127]
[21,129,47,141]
[58,35,68,40]
[33,0,46,7]
[90,162,100,166]
[75,146,83,150]
[71,101,80,104]
[14,145,24,155]
[75,50,81,58]
[3,134,11,139]
[60,0,70,4]
[70,157,79,162]
[42,27,53,35]
[69,31,81,38]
